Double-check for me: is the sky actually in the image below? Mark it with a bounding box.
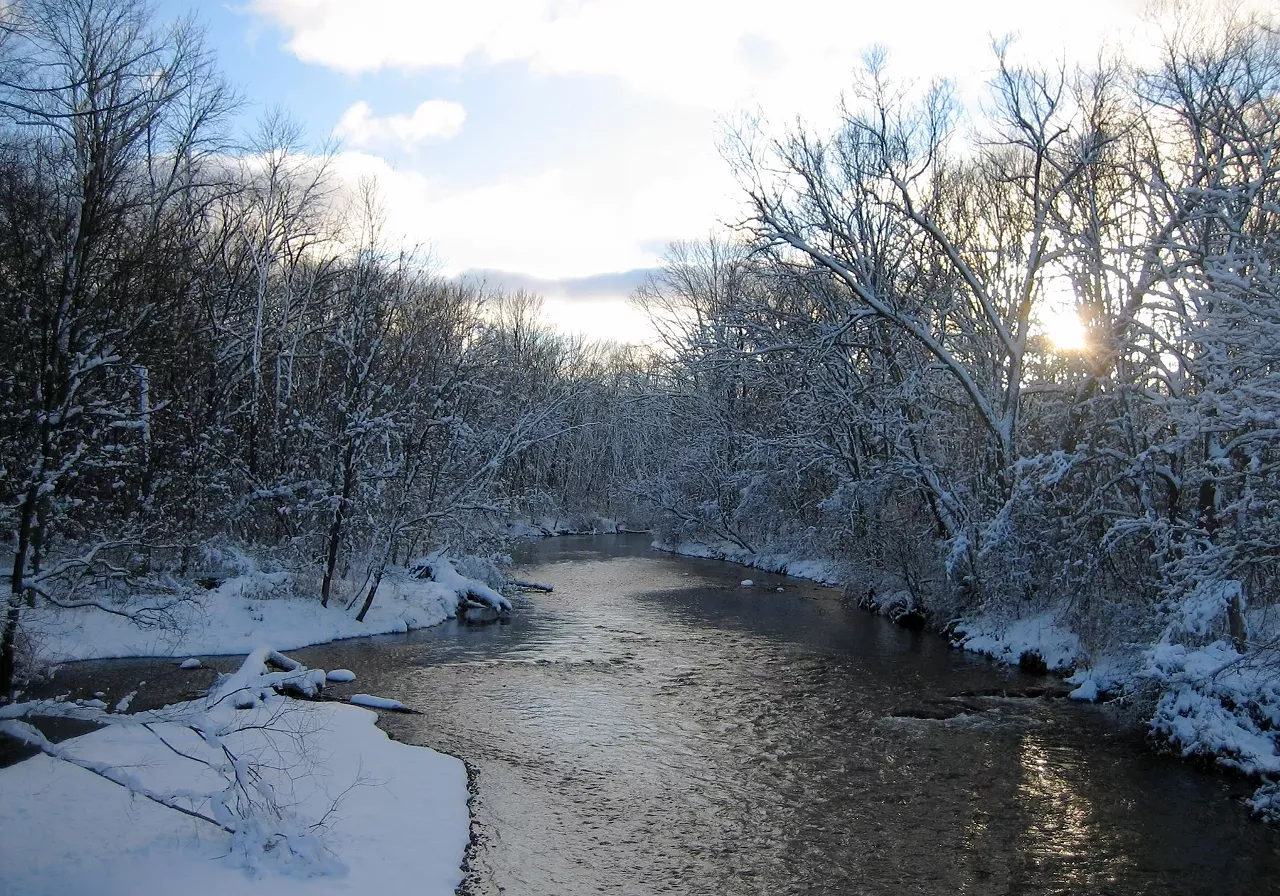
[165,0,1181,343]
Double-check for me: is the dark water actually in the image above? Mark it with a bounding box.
[38,535,1280,894]
[297,535,1279,895]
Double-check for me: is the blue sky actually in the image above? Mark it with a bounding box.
[160,0,1181,341]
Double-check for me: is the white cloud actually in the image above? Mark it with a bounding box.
[317,153,670,341]
[248,0,1165,116]
[327,141,740,279]
[335,99,466,149]
[540,295,656,345]
[247,0,1195,280]
[241,0,1277,345]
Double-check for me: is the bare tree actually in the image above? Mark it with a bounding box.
[0,0,233,700]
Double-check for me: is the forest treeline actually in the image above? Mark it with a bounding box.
[3,0,1280,799]
[648,15,1280,642]
[0,0,660,695]
[636,7,1280,791]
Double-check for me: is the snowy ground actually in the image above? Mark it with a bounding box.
[0,647,470,894]
[0,552,507,891]
[22,553,510,664]
[953,613,1082,673]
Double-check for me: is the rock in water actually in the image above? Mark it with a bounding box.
[462,604,500,624]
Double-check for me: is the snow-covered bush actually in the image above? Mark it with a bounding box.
[1145,641,1280,776]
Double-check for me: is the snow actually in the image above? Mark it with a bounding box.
[211,645,327,707]
[784,559,840,583]
[349,694,408,711]
[414,553,511,613]
[862,588,922,626]
[653,540,842,585]
[952,612,1082,672]
[326,669,357,683]
[1068,679,1099,701]
[1143,638,1280,777]
[1,550,503,888]
[508,515,641,538]
[23,554,504,664]
[1063,655,1134,700]
[1179,579,1245,638]
[1249,782,1280,822]
[0,649,470,894]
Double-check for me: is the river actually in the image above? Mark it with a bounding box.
[36,535,1280,894]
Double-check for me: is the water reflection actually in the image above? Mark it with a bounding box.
[1015,732,1128,892]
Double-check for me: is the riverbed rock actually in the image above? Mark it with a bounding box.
[954,684,1073,700]
[893,609,927,631]
[891,704,971,721]
[461,601,501,624]
[889,697,991,720]
[1018,650,1049,674]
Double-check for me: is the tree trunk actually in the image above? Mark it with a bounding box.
[1228,592,1248,653]
[320,442,357,608]
[356,567,384,623]
[2,486,37,702]
[0,594,20,704]
[1198,471,1246,650]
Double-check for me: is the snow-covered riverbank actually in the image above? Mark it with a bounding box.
[22,553,511,664]
[0,553,508,892]
[0,647,470,894]
[651,540,842,586]
[652,538,1083,668]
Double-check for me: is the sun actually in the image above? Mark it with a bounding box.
[1038,279,1088,353]
[1043,305,1088,352]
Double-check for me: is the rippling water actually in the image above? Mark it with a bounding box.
[41,535,1280,894]
[291,535,1280,895]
